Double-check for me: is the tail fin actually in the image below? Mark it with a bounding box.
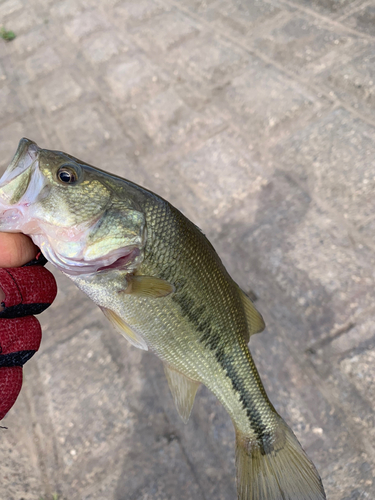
[235,417,326,500]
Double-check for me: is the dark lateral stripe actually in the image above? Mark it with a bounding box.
[0,303,52,319]
[220,353,271,445]
[172,291,207,329]
[173,289,273,452]
[0,350,36,367]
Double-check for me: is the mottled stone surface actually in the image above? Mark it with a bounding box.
[253,14,355,75]
[0,0,374,499]
[317,42,375,120]
[341,3,375,37]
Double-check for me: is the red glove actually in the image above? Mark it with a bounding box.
[0,254,57,421]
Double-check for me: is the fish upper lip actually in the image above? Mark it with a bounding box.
[0,138,40,189]
[10,138,39,168]
[18,138,39,158]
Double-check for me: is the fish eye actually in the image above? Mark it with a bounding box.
[57,165,79,184]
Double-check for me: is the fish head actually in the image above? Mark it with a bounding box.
[0,138,146,275]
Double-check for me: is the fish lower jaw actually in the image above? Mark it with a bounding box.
[41,244,142,277]
[97,247,141,272]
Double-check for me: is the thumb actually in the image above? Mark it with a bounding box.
[0,233,38,268]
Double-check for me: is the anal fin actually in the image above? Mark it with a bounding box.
[164,364,200,424]
[101,307,148,351]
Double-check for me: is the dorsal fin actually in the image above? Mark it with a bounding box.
[164,364,200,424]
[101,307,148,351]
[238,288,265,343]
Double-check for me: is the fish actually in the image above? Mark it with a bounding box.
[0,138,326,500]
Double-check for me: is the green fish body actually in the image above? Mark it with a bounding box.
[0,139,326,500]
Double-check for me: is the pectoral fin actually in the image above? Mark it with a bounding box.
[238,288,265,342]
[122,275,175,298]
[101,307,148,351]
[164,364,200,424]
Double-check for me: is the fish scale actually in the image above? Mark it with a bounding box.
[0,138,326,500]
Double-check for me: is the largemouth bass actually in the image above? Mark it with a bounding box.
[0,139,326,500]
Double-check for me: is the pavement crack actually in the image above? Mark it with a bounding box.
[305,320,355,354]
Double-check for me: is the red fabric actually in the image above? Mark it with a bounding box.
[0,267,57,307]
[0,317,41,354]
[0,366,22,420]
[0,264,57,421]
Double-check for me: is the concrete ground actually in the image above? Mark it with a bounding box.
[1,0,375,499]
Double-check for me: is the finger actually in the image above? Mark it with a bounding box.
[0,233,38,268]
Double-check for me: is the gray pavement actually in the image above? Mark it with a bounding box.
[1,0,375,498]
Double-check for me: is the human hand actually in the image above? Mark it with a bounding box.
[0,233,57,421]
